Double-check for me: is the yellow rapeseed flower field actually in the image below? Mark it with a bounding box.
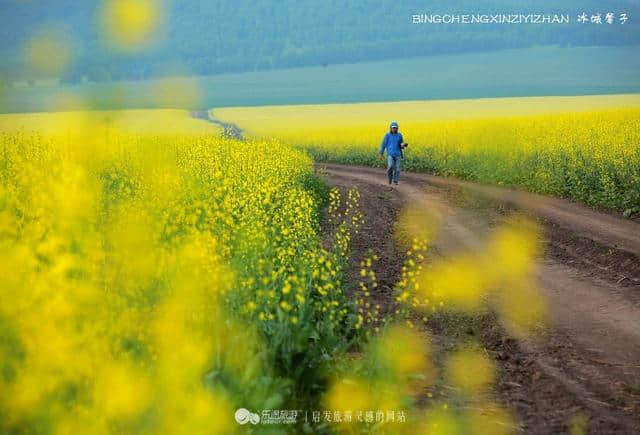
[0,107,591,434]
[0,109,369,433]
[214,94,640,213]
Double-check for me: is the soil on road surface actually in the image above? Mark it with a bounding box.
[318,163,640,434]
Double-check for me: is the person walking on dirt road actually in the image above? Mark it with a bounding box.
[379,120,407,185]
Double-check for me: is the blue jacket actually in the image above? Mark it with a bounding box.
[379,131,404,157]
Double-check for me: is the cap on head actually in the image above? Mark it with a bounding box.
[390,121,398,128]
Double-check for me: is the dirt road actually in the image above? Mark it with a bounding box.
[191,110,244,139]
[319,163,640,434]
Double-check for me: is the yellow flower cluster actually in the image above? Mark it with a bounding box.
[322,213,540,433]
[0,110,359,433]
[394,208,548,337]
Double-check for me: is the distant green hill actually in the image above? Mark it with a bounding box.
[1,0,638,84]
[2,46,639,113]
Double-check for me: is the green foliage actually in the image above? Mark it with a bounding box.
[2,0,640,83]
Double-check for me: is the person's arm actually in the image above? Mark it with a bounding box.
[379,133,388,156]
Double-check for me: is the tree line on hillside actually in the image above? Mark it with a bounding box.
[1,0,638,84]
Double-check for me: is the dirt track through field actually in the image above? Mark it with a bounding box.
[191,110,244,139]
[319,163,640,434]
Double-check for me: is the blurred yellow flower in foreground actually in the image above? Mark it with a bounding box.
[485,216,541,282]
[377,325,432,379]
[101,0,162,50]
[445,346,495,396]
[325,377,373,412]
[407,213,547,337]
[418,254,487,312]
